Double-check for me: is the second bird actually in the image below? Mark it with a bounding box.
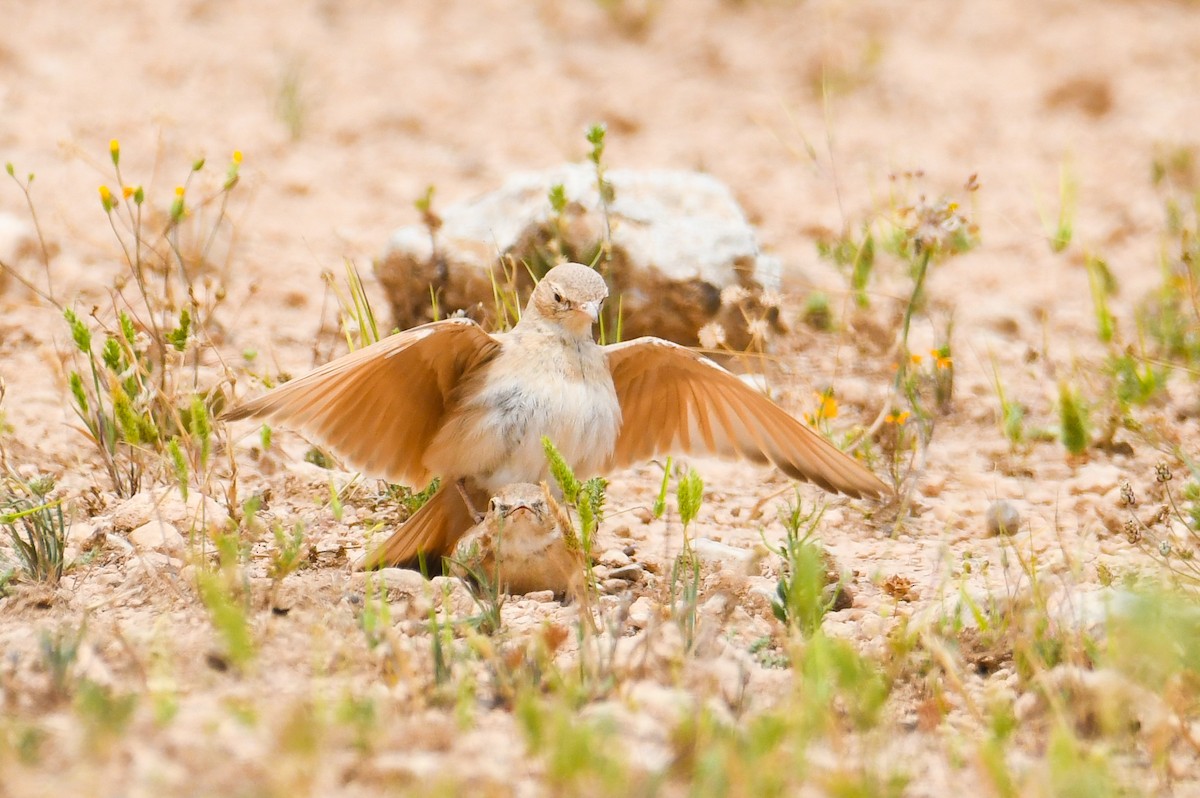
[226,262,889,568]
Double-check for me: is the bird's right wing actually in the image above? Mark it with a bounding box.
[604,338,890,499]
[225,319,502,487]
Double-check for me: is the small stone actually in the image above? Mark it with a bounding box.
[599,548,632,568]
[602,579,633,595]
[985,500,1021,537]
[691,538,753,569]
[107,488,230,537]
[608,564,645,583]
[67,520,100,546]
[1066,464,1123,496]
[860,614,885,639]
[371,568,430,593]
[628,596,658,629]
[430,575,476,615]
[128,520,185,554]
[632,507,654,524]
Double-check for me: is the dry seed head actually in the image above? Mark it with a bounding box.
[720,284,750,305]
[758,289,783,310]
[746,317,770,341]
[698,322,726,350]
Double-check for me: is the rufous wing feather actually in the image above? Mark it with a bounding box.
[604,338,890,498]
[352,481,488,570]
[224,319,502,486]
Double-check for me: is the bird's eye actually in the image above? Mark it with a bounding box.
[488,498,501,513]
[552,290,563,303]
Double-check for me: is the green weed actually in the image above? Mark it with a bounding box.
[1,474,67,584]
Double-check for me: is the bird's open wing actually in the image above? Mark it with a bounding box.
[225,319,502,486]
[604,338,890,498]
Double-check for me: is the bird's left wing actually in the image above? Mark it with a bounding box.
[604,338,890,499]
[224,319,502,487]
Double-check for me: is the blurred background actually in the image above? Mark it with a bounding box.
[1,0,1198,370]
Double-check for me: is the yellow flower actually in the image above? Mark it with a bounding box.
[170,186,186,222]
[886,410,911,425]
[232,150,243,165]
[122,185,134,199]
[936,355,953,370]
[812,391,839,421]
[98,184,115,212]
[109,138,120,166]
[909,353,923,366]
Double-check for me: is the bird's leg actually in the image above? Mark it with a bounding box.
[455,478,485,524]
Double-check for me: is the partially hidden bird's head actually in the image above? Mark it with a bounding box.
[486,482,550,527]
[525,262,609,336]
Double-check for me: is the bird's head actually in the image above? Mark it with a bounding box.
[487,483,550,526]
[526,262,609,336]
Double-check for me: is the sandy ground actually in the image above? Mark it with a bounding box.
[3,0,1200,795]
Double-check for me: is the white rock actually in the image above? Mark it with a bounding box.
[627,595,658,629]
[67,520,100,546]
[1066,464,1123,496]
[364,567,430,593]
[106,488,230,537]
[691,537,754,570]
[599,548,632,568]
[128,520,185,554]
[376,165,782,348]
[430,575,476,615]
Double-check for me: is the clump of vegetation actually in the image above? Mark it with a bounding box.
[1,474,67,584]
[51,142,242,498]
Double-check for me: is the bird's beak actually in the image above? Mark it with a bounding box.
[581,299,602,322]
[507,500,539,521]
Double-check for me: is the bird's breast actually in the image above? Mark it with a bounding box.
[427,333,622,489]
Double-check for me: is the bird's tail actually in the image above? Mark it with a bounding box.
[353,481,485,571]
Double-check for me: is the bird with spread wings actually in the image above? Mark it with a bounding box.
[226,263,889,569]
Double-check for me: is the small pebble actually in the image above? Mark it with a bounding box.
[628,596,657,629]
[985,500,1021,536]
[599,548,631,567]
[607,564,644,583]
[601,579,632,594]
[129,520,185,554]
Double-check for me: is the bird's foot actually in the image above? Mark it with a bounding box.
[455,478,485,524]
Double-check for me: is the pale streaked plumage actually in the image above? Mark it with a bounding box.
[225,262,889,570]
